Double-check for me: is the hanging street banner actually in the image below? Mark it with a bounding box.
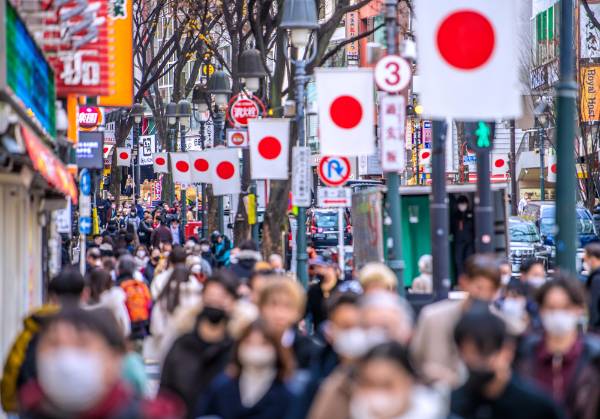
[380,95,406,172]
[139,135,157,165]
[581,66,600,122]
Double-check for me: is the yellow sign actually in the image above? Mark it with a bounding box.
[202,64,215,77]
[247,194,256,225]
[581,66,600,122]
[98,0,134,107]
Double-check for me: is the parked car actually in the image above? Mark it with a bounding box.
[307,208,352,250]
[508,217,552,273]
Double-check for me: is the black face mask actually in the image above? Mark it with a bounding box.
[465,367,495,394]
[200,306,228,324]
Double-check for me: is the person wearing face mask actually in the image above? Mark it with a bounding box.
[195,321,294,419]
[411,254,503,387]
[144,248,161,284]
[84,247,103,272]
[159,303,233,418]
[451,306,563,419]
[306,256,340,333]
[85,268,131,338]
[134,245,149,272]
[138,213,154,248]
[515,274,600,415]
[451,195,475,277]
[349,342,446,419]
[584,242,600,332]
[411,254,433,294]
[519,257,547,293]
[19,308,183,419]
[199,238,217,268]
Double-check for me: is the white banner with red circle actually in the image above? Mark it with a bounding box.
[491,153,509,175]
[170,152,192,185]
[315,68,375,156]
[210,148,241,196]
[153,152,169,173]
[189,151,212,183]
[116,147,132,166]
[416,0,521,119]
[547,152,557,183]
[248,118,290,180]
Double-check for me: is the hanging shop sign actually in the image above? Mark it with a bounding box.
[77,131,104,169]
[78,106,103,130]
[227,93,266,127]
[1,0,56,137]
[581,66,600,122]
[139,135,157,165]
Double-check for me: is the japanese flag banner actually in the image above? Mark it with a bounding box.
[116,147,132,166]
[416,0,522,119]
[419,148,432,166]
[248,118,290,180]
[210,148,241,196]
[547,153,557,183]
[491,154,509,175]
[170,152,192,185]
[103,144,113,159]
[153,152,169,173]
[189,151,212,184]
[315,68,375,156]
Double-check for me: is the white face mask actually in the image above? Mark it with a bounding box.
[333,328,371,359]
[501,274,511,286]
[502,298,526,319]
[458,204,468,212]
[136,250,146,259]
[239,345,276,368]
[350,391,406,419]
[528,276,546,289]
[542,310,579,336]
[38,348,105,413]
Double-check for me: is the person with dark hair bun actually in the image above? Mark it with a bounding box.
[18,308,184,418]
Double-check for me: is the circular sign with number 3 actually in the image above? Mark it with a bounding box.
[375,55,412,93]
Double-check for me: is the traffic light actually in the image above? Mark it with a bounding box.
[465,121,496,152]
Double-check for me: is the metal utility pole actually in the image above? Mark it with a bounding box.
[133,122,141,198]
[213,110,226,234]
[384,0,405,294]
[430,120,449,301]
[509,120,518,215]
[538,127,546,200]
[180,123,187,231]
[295,60,309,288]
[556,0,577,273]
[168,125,176,205]
[199,120,208,238]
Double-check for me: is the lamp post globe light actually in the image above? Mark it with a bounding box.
[192,86,211,238]
[165,102,178,204]
[207,70,232,233]
[534,98,552,201]
[281,0,318,288]
[175,98,192,230]
[129,102,145,197]
[239,49,268,94]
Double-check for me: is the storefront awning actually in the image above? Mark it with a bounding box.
[21,126,78,204]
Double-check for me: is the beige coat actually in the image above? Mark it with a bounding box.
[308,367,353,419]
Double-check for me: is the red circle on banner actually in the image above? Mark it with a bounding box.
[216,162,235,180]
[495,158,505,168]
[103,147,108,154]
[175,161,190,172]
[258,136,282,160]
[195,158,209,172]
[330,96,363,129]
[421,151,431,159]
[119,151,129,160]
[436,11,495,70]
[551,163,557,174]
[155,157,166,165]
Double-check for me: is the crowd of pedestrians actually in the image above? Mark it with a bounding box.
[4,200,600,418]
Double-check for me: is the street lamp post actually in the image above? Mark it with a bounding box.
[239,48,268,243]
[129,103,144,199]
[207,70,232,234]
[534,98,551,201]
[192,86,210,239]
[176,99,192,231]
[166,102,178,205]
[281,0,319,288]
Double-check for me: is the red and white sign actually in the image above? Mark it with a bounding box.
[248,119,290,180]
[189,151,212,183]
[116,147,132,166]
[153,152,168,173]
[416,0,521,119]
[210,148,241,196]
[491,154,509,175]
[227,94,265,127]
[318,156,352,187]
[380,95,406,172]
[227,129,249,148]
[78,106,103,130]
[375,55,412,93]
[103,144,113,159]
[315,68,375,156]
[317,187,352,208]
[547,153,557,183]
[170,153,192,185]
[418,148,432,167]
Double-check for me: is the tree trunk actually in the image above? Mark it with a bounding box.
[206,185,219,235]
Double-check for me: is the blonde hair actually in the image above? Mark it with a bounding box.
[258,277,306,315]
[358,262,398,292]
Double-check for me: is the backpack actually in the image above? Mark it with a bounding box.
[120,279,152,323]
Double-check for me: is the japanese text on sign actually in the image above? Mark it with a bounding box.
[380,95,406,172]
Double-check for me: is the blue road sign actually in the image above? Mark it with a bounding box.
[79,216,92,234]
[79,169,91,196]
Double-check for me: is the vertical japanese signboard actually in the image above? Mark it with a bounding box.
[139,135,156,165]
[581,66,600,122]
[345,11,359,62]
[380,95,406,172]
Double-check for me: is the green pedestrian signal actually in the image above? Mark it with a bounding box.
[465,121,495,152]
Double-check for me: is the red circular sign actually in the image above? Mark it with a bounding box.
[421,151,431,159]
[318,156,351,187]
[494,158,505,168]
[216,161,235,180]
[230,132,246,146]
[155,156,166,165]
[330,96,363,129]
[258,136,282,160]
[78,106,103,129]
[119,151,129,160]
[175,161,190,172]
[436,11,495,70]
[551,163,557,174]
[228,95,265,127]
[194,158,209,172]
